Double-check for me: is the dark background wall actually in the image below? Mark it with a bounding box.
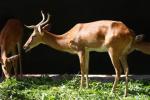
[0,0,150,74]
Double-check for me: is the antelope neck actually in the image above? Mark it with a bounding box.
[41,30,69,51]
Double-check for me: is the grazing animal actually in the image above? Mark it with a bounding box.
[0,19,23,79]
[24,11,150,96]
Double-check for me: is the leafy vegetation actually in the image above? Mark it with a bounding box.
[0,75,150,100]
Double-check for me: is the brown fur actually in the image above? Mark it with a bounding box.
[0,19,23,79]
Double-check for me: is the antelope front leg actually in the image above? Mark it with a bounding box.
[17,42,23,78]
[7,55,19,78]
[85,51,89,88]
[78,50,89,88]
[1,52,10,79]
[78,51,85,88]
[2,62,10,79]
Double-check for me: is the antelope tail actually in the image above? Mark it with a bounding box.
[133,34,150,55]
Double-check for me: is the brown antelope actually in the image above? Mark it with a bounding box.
[0,19,23,79]
[24,11,150,96]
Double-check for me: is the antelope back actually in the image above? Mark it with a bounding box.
[0,19,23,47]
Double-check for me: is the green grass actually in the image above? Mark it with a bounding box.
[0,75,150,100]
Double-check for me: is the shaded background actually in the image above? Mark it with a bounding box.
[0,0,150,74]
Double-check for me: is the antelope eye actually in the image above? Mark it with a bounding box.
[33,35,36,38]
[32,35,36,39]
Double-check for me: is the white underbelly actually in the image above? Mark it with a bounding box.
[87,45,108,52]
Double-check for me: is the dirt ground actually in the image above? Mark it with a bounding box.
[1,74,150,83]
[23,74,150,82]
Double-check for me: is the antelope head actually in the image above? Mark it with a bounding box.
[23,11,50,52]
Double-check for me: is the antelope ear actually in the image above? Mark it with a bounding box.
[42,24,51,31]
[38,26,44,35]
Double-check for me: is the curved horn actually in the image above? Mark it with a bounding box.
[36,10,46,26]
[25,11,50,29]
[40,13,50,26]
